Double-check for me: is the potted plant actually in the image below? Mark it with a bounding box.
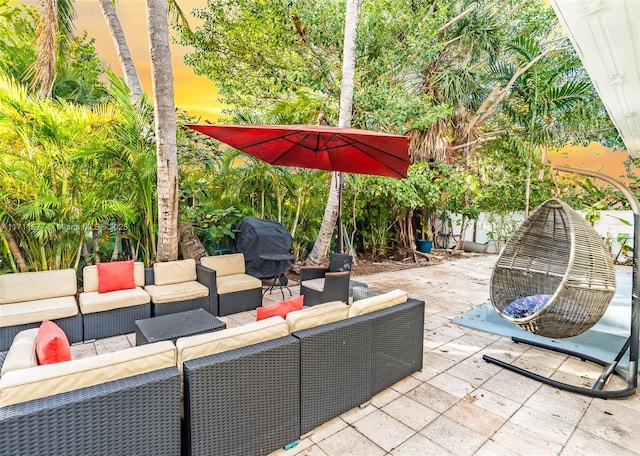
[416,218,433,254]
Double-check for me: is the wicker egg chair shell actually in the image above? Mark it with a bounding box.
[490,198,616,339]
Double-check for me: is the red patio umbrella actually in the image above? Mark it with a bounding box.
[186,124,410,178]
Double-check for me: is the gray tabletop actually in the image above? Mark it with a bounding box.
[135,308,226,345]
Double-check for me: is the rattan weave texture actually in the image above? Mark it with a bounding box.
[183,336,300,456]
[293,317,371,435]
[218,287,263,316]
[151,295,209,317]
[490,199,616,338]
[365,299,425,396]
[0,367,181,456]
[83,303,150,340]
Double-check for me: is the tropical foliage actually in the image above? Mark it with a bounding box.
[0,0,629,274]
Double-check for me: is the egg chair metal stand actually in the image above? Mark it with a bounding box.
[483,166,639,398]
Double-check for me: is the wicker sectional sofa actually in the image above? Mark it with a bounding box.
[0,289,425,456]
[0,340,181,456]
[79,262,152,340]
[0,269,83,351]
[144,258,216,317]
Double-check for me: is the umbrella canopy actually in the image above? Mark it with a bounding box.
[187,124,410,178]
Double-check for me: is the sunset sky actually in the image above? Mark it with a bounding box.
[72,0,225,121]
[41,1,632,180]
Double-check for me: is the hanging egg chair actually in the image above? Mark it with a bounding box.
[490,198,616,339]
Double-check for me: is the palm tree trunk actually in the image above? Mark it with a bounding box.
[97,0,143,105]
[34,0,58,98]
[92,226,101,263]
[306,0,359,265]
[147,0,179,262]
[4,230,28,272]
[306,174,342,265]
[178,221,207,261]
[111,224,121,261]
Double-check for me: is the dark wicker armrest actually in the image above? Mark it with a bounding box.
[144,267,155,286]
[196,263,217,293]
[300,265,329,281]
[321,271,351,302]
[196,263,219,316]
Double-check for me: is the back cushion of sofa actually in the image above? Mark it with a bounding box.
[0,341,176,407]
[0,328,39,376]
[200,254,245,277]
[154,259,196,286]
[83,262,146,292]
[0,269,77,304]
[286,301,349,332]
[176,316,289,366]
[348,289,408,317]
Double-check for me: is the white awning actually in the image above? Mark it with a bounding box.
[549,0,640,156]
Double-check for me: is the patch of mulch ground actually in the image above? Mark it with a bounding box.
[286,248,481,282]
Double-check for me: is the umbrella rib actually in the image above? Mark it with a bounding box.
[331,133,408,176]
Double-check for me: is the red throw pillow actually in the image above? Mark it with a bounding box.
[256,295,304,321]
[35,320,71,365]
[97,260,136,293]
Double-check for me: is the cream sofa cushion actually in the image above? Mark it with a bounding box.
[348,289,408,317]
[200,254,245,277]
[0,341,176,407]
[0,328,39,376]
[200,253,246,277]
[0,269,77,304]
[216,274,262,294]
[82,262,146,292]
[286,301,349,332]
[144,281,208,304]
[299,278,325,292]
[153,259,196,286]
[176,316,289,368]
[78,287,150,314]
[0,297,78,328]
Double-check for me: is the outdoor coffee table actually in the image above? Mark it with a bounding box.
[135,308,226,346]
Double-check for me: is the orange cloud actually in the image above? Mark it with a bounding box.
[72,0,226,120]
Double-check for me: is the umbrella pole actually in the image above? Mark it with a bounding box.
[337,171,344,254]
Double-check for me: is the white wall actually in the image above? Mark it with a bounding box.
[446,210,635,260]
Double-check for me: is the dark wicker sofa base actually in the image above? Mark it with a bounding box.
[183,335,301,456]
[0,312,83,351]
[293,316,372,434]
[152,296,209,317]
[292,298,425,434]
[0,367,181,456]
[83,303,151,340]
[218,287,263,316]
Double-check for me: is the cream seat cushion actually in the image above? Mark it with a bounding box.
[286,301,349,332]
[216,274,262,294]
[0,328,39,377]
[176,316,289,369]
[300,278,325,292]
[0,341,176,407]
[348,289,408,317]
[144,281,208,304]
[0,297,78,328]
[78,287,151,314]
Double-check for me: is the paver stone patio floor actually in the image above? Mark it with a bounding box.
[71,254,640,456]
